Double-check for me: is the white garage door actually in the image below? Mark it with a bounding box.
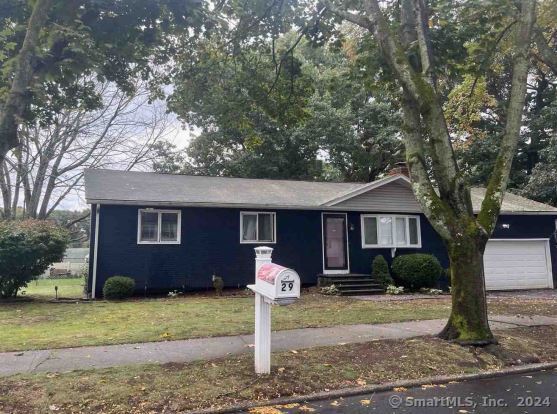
[484,240,554,290]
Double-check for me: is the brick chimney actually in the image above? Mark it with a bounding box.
[388,162,410,177]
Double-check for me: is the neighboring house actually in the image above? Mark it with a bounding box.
[64,248,90,264]
[84,169,557,298]
[42,248,89,278]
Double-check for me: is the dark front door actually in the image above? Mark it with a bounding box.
[322,213,349,273]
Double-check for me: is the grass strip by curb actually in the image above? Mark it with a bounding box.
[188,361,557,414]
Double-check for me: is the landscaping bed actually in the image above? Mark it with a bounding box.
[1,325,556,413]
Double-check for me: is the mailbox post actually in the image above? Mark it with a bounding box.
[247,246,300,374]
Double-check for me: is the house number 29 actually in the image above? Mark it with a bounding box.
[281,281,294,292]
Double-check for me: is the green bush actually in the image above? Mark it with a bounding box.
[103,276,135,300]
[0,220,69,298]
[371,255,393,287]
[391,254,442,291]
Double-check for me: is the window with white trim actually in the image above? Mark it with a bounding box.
[240,212,276,243]
[361,214,421,248]
[138,209,181,244]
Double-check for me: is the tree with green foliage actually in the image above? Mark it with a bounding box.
[0,0,206,160]
[166,31,402,181]
[0,219,69,298]
[321,0,545,344]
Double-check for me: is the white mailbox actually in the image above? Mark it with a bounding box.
[247,246,301,374]
[253,263,300,305]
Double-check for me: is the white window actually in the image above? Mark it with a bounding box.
[361,214,421,248]
[138,209,181,244]
[240,212,276,243]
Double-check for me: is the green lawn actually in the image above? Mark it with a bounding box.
[19,278,84,299]
[0,293,452,352]
[2,290,554,353]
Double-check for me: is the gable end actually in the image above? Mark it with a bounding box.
[330,180,421,212]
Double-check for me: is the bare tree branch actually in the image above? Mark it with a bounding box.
[323,1,373,29]
[533,29,557,74]
[0,80,171,219]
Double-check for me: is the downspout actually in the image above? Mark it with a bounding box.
[91,204,100,299]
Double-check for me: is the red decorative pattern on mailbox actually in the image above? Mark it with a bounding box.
[257,263,287,285]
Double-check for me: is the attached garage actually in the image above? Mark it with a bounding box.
[484,240,554,290]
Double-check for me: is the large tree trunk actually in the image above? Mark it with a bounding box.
[325,0,536,346]
[0,0,52,160]
[439,231,494,344]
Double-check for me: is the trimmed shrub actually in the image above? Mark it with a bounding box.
[103,276,135,300]
[391,254,442,291]
[371,255,393,287]
[0,220,69,298]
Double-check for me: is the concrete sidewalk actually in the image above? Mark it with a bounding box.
[2,314,556,377]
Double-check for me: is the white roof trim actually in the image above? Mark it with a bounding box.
[85,199,417,211]
[321,174,412,207]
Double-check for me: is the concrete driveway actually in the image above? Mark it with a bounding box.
[488,290,557,300]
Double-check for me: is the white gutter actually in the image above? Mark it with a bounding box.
[91,204,100,299]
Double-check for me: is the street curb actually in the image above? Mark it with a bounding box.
[187,361,557,414]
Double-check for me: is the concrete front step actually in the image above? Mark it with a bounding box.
[326,278,380,284]
[318,273,385,295]
[334,283,384,289]
[340,289,385,295]
[318,273,371,279]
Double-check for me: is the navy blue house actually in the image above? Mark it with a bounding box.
[85,169,557,298]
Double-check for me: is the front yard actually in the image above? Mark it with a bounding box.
[0,292,452,352]
[1,289,556,353]
[1,325,556,413]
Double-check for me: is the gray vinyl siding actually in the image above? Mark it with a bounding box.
[333,181,421,212]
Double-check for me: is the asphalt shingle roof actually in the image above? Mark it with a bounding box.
[84,169,364,207]
[84,169,557,213]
